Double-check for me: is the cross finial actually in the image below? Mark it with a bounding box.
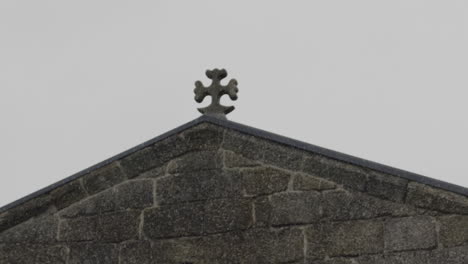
[194,69,239,119]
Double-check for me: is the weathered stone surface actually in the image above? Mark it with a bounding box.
[253,196,272,227]
[243,228,304,263]
[50,179,88,210]
[59,211,140,242]
[120,240,152,264]
[167,150,223,173]
[224,130,305,171]
[0,194,53,232]
[355,245,468,264]
[59,180,153,218]
[114,179,153,210]
[306,220,384,260]
[203,199,253,234]
[120,135,189,178]
[145,201,204,238]
[0,215,58,243]
[223,130,266,161]
[406,182,468,214]
[327,162,368,191]
[182,123,224,151]
[431,246,468,264]
[143,199,251,239]
[384,216,436,252]
[151,228,303,264]
[366,172,408,202]
[59,215,98,241]
[293,173,336,191]
[97,211,140,242]
[355,250,432,264]
[0,212,7,232]
[120,147,161,179]
[156,170,242,204]
[224,150,259,168]
[439,215,468,247]
[303,155,368,191]
[82,162,126,195]
[59,188,116,218]
[241,167,290,196]
[322,191,416,221]
[311,259,354,264]
[137,165,166,178]
[263,142,304,170]
[256,192,320,226]
[69,243,118,264]
[0,244,67,264]
[302,154,328,177]
[35,245,69,264]
[269,192,321,224]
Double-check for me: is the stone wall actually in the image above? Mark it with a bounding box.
[0,123,467,263]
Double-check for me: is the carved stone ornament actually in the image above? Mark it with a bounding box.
[194,69,239,119]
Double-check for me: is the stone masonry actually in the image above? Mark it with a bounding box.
[0,122,467,263]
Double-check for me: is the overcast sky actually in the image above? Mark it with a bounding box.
[1,1,467,207]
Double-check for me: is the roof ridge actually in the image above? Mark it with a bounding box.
[1,115,467,215]
[204,116,468,197]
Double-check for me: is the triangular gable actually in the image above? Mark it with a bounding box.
[1,116,468,263]
[1,115,467,231]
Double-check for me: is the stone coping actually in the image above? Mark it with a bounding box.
[1,115,467,214]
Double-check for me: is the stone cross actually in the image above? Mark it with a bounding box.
[194,69,239,119]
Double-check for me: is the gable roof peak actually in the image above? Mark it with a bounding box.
[1,115,467,233]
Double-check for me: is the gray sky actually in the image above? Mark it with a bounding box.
[1,1,467,207]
